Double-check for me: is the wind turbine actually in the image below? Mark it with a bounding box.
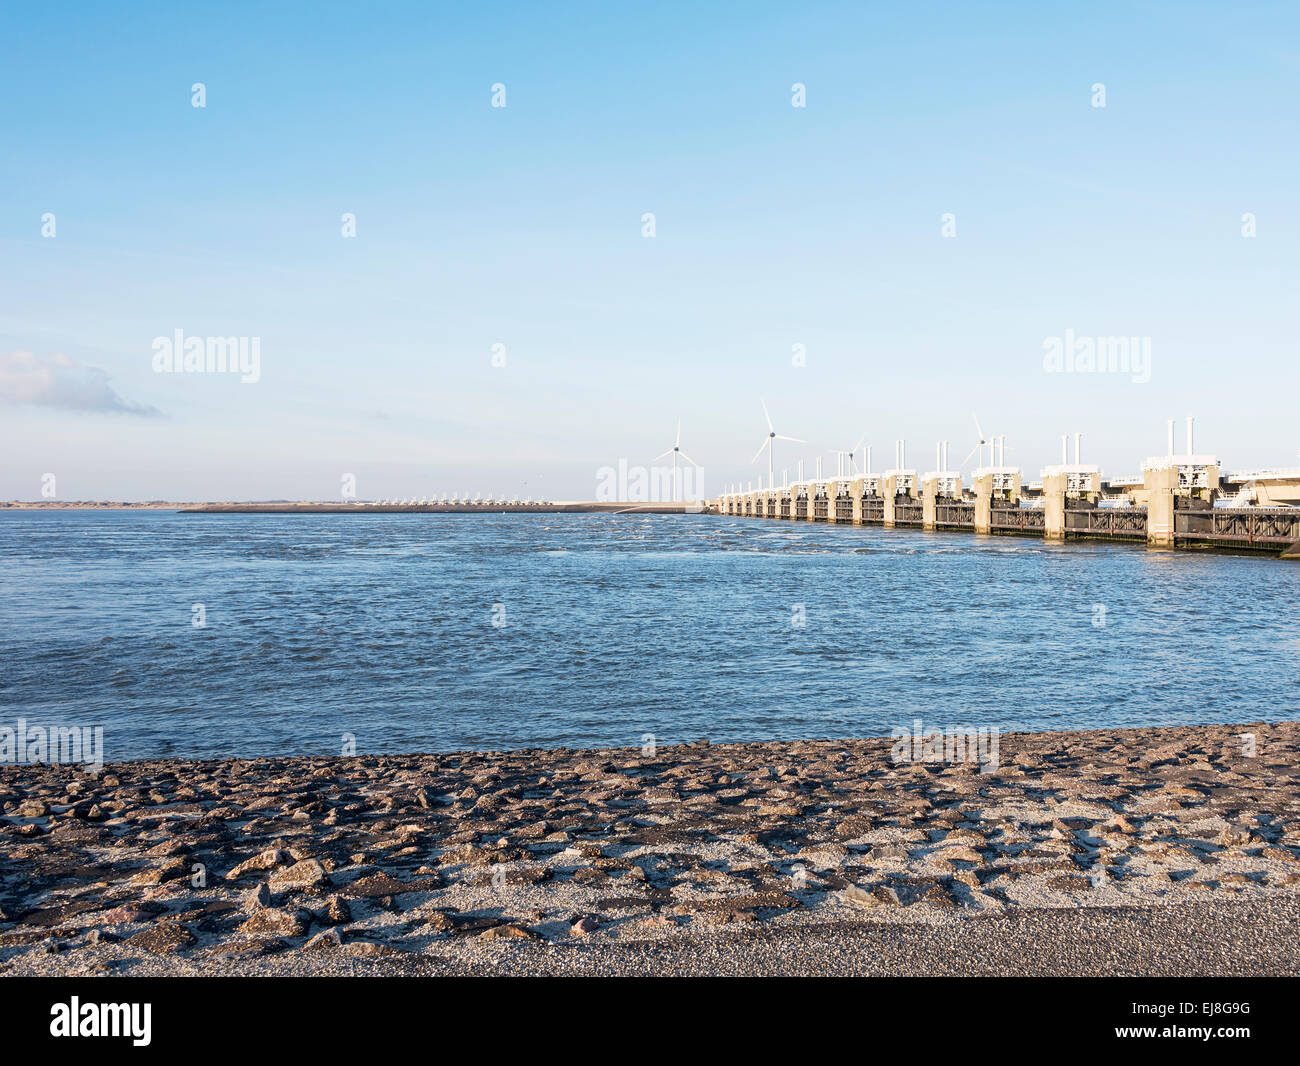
[751,400,806,489]
[653,418,701,502]
[834,436,867,478]
[960,412,993,469]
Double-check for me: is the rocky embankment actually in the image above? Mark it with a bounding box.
[2,721,1299,974]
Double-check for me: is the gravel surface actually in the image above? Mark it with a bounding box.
[3,720,1299,977]
[8,895,1296,976]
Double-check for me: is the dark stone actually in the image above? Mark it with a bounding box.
[124,922,196,955]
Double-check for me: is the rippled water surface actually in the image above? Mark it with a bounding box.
[1,511,1297,760]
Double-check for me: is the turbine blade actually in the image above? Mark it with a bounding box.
[676,418,681,446]
[972,411,985,442]
[961,444,980,467]
[761,399,774,432]
[751,439,771,464]
[653,448,674,460]
[677,450,701,467]
[852,436,865,453]
[775,435,806,444]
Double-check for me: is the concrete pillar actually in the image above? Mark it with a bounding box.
[922,477,938,531]
[882,475,899,528]
[807,483,818,522]
[973,474,993,535]
[1043,473,1066,541]
[850,478,864,524]
[1144,466,1178,548]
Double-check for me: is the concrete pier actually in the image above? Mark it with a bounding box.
[716,449,1300,557]
[1142,454,1219,548]
[972,468,1021,534]
[1144,466,1178,548]
[881,471,915,528]
[1041,466,1101,541]
[921,473,962,531]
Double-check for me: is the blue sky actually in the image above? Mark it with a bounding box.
[2,1,1297,500]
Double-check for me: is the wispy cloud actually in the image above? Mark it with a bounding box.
[0,351,160,416]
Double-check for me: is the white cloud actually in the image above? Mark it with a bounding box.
[0,350,160,416]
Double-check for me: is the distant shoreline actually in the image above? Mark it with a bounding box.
[0,501,707,514]
[2,501,193,509]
